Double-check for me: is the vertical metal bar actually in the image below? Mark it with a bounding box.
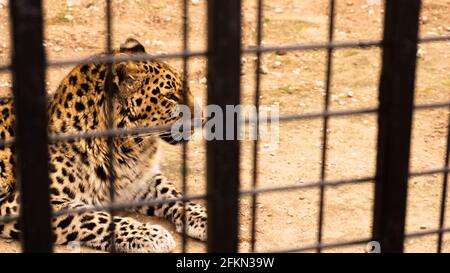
[181,0,189,253]
[105,0,117,253]
[437,111,450,252]
[317,0,335,253]
[9,0,53,252]
[373,0,422,253]
[250,0,263,253]
[207,0,241,252]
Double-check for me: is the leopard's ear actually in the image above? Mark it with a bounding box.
[113,62,143,97]
[119,38,146,54]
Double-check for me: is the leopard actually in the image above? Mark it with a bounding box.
[0,38,207,252]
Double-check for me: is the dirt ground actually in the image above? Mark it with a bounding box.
[0,0,449,253]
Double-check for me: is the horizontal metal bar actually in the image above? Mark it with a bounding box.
[409,167,449,177]
[242,35,448,55]
[278,107,378,122]
[419,35,450,43]
[415,101,450,110]
[53,194,208,218]
[241,176,375,195]
[0,193,208,225]
[0,50,207,72]
[0,177,373,225]
[272,238,373,253]
[0,97,444,159]
[404,227,450,239]
[0,167,446,223]
[0,100,447,150]
[0,122,175,149]
[0,34,448,73]
[243,39,382,54]
[0,63,10,72]
[0,40,384,72]
[48,50,207,67]
[277,101,450,123]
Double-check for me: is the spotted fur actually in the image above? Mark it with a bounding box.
[0,38,206,252]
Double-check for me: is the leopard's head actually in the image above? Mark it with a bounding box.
[112,38,195,144]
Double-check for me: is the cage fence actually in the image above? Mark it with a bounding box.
[0,0,448,253]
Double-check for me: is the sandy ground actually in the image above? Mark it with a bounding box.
[0,0,449,253]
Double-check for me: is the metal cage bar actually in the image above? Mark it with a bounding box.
[206,0,242,252]
[372,0,422,253]
[317,0,336,253]
[9,0,53,253]
[250,0,264,253]
[437,108,450,252]
[104,0,118,253]
[181,0,189,253]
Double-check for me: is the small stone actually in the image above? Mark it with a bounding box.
[347,91,354,97]
[417,48,425,58]
[420,225,427,230]
[259,65,269,74]
[66,0,80,7]
[199,77,207,84]
[315,80,324,88]
[274,61,281,67]
[64,14,74,21]
[274,7,283,13]
[191,0,200,5]
[287,220,293,224]
[152,40,164,46]
[275,50,287,56]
